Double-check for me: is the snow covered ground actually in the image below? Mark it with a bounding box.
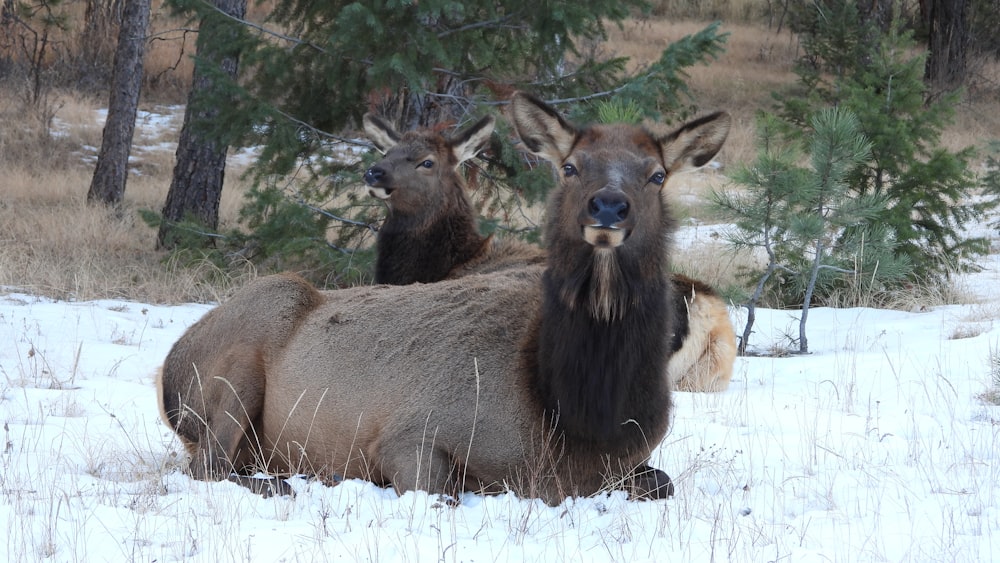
[2,235,999,562]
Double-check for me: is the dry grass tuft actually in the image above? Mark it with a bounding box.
[976,347,1000,405]
[0,199,255,303]
[672,241,756,297]
[877,278,981,312]
[647,0,775,22]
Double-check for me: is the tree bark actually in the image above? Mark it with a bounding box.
[157,0,247,249]
[857,0,893,33]
[856,0,893,68]
[923,0,970,92]
[86,0,149,207]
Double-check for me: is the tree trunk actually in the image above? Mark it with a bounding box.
[857,0,893,32]
[79,0,125,90]
[923,0,970,92]
[157,0,247,250]
[86,0,149,207]
[856,0,893,68]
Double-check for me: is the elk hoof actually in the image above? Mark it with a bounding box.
[227,474,296,498]
[430,493,461,508]
[631,466,675,500]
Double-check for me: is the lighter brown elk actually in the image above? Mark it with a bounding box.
[157,92,731,504]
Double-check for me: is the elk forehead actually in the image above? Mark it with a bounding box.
[567,125,665,183]
[386,132,453,165]
[573,125,662,160]
[572,152,661,190]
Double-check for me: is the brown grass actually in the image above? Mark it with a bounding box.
[0,198,255,303]
[603,20,802,172]
[647,0,776,22]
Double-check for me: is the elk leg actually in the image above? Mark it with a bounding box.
[377,441,461,499]
[182,354,266,481]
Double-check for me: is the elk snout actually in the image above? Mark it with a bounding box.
[364,166,394,199]
[363,166,385,186]
[582,189,631,248]
[588,192,630,229]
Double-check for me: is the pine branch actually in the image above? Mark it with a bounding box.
[815,264,855,274]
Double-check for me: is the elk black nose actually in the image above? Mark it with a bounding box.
[588,193,630,228]
[364,166,385,186]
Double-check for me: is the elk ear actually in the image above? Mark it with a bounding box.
[659,111,731,174]
[451,115,495,164]
[509,92,577,163]
[363,113,401,153]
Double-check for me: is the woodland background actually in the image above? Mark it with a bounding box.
[1,0,998,318]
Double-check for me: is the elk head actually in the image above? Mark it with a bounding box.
[362,114,495,225]
[509,92,731,320]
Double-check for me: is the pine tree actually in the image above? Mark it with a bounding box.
[715,109,911,355]
[790,108,893,353]
[157,0,249,250]
[214,2,727,178]
[778,0,995,281]
[713,113,803,355]
[985,141,1000,233]
[922,0,970,93]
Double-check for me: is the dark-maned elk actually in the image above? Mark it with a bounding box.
[362,112,545,284]
[156,92,731,505]
[362,112,735,392]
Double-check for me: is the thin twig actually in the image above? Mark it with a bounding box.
[194,0,328,54]
[295,200,379,233]
[272,107,373,148]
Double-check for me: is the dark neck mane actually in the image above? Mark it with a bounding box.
[375,207,488,284]
[529,241,673,446]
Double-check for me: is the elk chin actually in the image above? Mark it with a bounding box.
[367,186,394,200]
[583,225,628,248]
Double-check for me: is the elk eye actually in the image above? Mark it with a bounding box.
[649,171,666,185]
[562,163,578,177]
[419,160,434,169]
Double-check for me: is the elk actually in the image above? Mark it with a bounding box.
[362,112,735,392]
[668,274,736,392]
[362,112,545,284]
[157,93,731,505]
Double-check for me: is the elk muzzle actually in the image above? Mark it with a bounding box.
[582,189,631,248]
[364,166,393,199]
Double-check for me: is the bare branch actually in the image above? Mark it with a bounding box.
[270,107,372,148]
[192,0,329,54]
[437,15,525,38]
[295,199,379,233]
